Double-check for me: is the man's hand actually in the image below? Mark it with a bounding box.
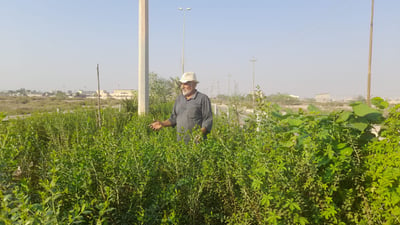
[149,121,163,131]
[150,120,172,131]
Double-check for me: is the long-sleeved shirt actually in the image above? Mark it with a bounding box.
[168,90,213,142]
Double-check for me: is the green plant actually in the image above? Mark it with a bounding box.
[1,98,399,224]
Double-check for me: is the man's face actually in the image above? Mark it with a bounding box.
[181,81,196,96]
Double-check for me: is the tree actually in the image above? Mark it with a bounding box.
[266,93,301,105]
[55,91,67,100]
[16,88,27,96]
[149,73,177,104]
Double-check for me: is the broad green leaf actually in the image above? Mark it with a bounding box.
[336,111,351,123]
[352,103,380,117]
[335,143,347,150]
[285,118,304,127]
[371,97,389,109]
[352,103,383,123]
[340,147,353,156]
[359,132,376,144]
[350,122,369,131]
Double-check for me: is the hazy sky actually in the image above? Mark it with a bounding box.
[1,0,399,99]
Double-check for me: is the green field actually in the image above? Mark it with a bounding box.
[1,97,399,224]
[0,95,121,116]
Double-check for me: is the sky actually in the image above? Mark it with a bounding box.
[1,0,399,99]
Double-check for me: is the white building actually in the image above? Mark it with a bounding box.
[96,90,110,99]
[315,93,332,103]
[110,89,136,99]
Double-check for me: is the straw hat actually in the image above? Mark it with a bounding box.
[179,72,199,83]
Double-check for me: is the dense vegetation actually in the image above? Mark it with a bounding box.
[1,96,399,224]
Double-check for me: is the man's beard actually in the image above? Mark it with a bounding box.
[182,89,192,96]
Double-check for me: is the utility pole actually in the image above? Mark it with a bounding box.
[250,57,257,106]
[367,0,375,106]
[178,7,191,75]
[228,74,231,97]
[138,0,149,115]
[96,64,102,127]
[217,81,220,97]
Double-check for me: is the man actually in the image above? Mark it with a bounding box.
[150,72,213,143]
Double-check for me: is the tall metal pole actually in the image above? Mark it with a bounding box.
[138,0,149,115]
[96,64,102,127]
[367,0,375,106]
[250,57,257,106]
[179,7,191,75]
[228,74,231,96]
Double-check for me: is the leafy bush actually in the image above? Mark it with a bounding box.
[0,97,399,224]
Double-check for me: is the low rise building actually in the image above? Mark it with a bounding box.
[315,93,332,103]
[96,90,110,99]
[110,89,136,99]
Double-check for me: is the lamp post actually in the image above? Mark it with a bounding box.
[367,0,375,106]
[178,7,191,75]
[250,57,257,105]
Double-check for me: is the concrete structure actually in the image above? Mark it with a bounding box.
[315,93,332,103]
[110,89,136,99]
[289,94,300,99]
[138,0,149,115]
[96,90,110,99]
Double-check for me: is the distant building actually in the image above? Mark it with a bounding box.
[27,93,43,97]
[75,90,96,98]
[42,92,54,97]
[110,89,136,99]
[315,93,332,103]
[96,90,110,99]
[388,98,400,105]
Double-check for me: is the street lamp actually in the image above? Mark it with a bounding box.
[250,56,257,105]
[366,0,375,106]
[178,7,191,75]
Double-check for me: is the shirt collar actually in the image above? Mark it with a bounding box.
[185,90,198,101]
